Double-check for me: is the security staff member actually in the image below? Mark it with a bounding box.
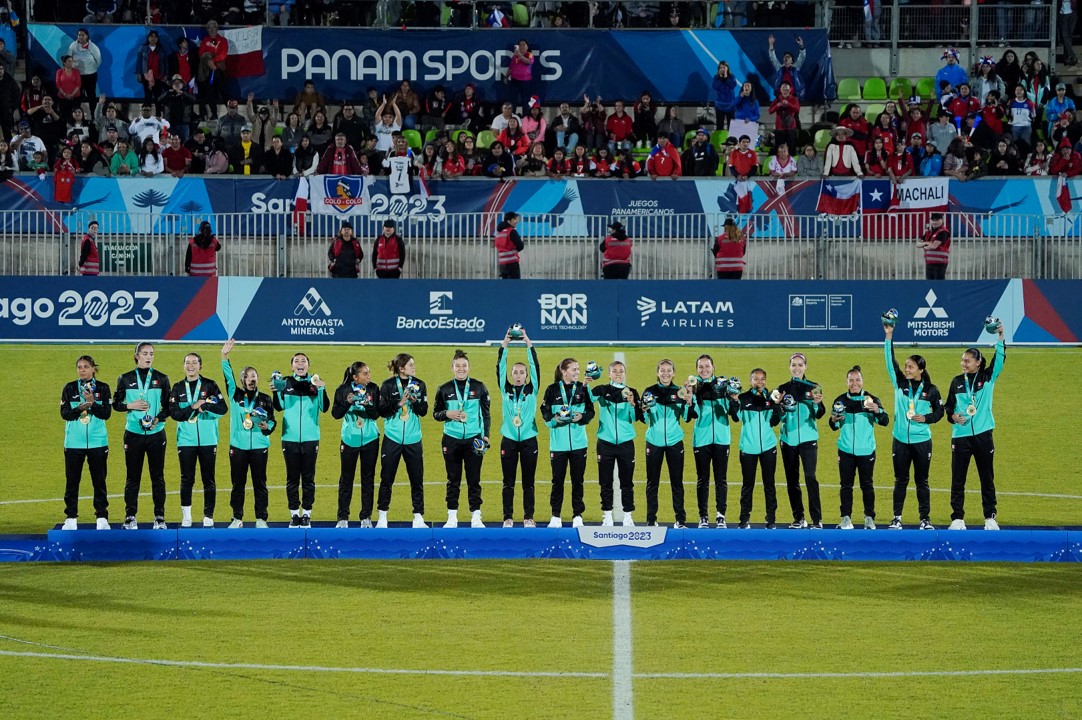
[494,211,524,279]
[775,353,827,529]
[496,327,541,528]
[945,322,1006,530]
[373,219,406,279]
[170,353,227,527]
[60,355,112,529]
[883,324,944,530]
[587,360,640,527]
[600,221,632,279]
[433,350,491,528]
[112,342,171,530]
[691,354,734,529]
[639,360,697,529]
[377,353,430,528]
[540,359,595,528]
[729,369,781,529]
[221,339,276,528]
[272,352,330,527]
[331,361,381,528]
[917,212,950,280]
[77,220,100,276]
[828,366,889,530]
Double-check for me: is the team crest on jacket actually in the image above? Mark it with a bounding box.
[322,175,365,213]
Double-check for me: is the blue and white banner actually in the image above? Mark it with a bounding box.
[309,175,372,217]
[28,25,835,104]
[1,278,1078,345]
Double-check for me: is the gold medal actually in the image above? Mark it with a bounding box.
[355,417,365,428]
[677,387,687,400]
[906,410,916,420]
[966,404,977,417]
[400,407,409,420]
[512,415,523,428]
[242,418,254,430]
[79,412,90,425]
[621,387,633,401]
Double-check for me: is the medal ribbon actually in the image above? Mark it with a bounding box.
[510,386,523,420]
[559,381,577,409]
[909,380,924,413]
[963,373,978,414]
[185,378,202,412]
[454,378,469,421]
[397,377,410,418]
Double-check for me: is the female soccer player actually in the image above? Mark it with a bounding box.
[775,353,826,528]
[588,359,640,527]
[170,352,227,528]
[729,369,781,528]
[540,359,594,528]
[639,360,697,528]
[272,352,329,527]
[945,321,1006,530]
[496,327,541,527]
[883,324,944,529]
[828,366,889,529]
[221,339,276,529]
[60,355,112,529]
[331,361,381,528]
[433,350,491,528]
[691,354,734,528]
[377,353,429,528]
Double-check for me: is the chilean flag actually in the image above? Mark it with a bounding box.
[293,176,309,235]
[735,179,753,213]
[862,178,948,239]
[219,26,265,78]
[816,179,861,215]
[1056,174,1073,213]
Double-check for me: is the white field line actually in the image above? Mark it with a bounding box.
[636,667,1082,680]
[611,560,634,720]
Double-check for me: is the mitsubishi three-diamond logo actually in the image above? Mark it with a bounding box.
[913,289,949,319]
[637,296,657,326]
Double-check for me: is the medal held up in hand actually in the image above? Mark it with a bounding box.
[584,361,602,380]
[984,315,1001,334]
[508,323,525,340]
[882,308,899,327]
[832,400,846,416]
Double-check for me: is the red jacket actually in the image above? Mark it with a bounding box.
[606,112,634,142]
[769,95,801,130]
[646,143,682,177]
[496,129,530,156]
[1050,150,1082,177]
[728,148,758,177]
[79,234,100,275]
[374,234,404,272]
[198,35,229,68]
[839,116,871,157]
[888,151,913,178]
[316,146,363,175]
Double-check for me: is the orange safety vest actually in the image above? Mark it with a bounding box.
[494,227,520,266]
[714,239,746,272]
[188,238,218,276]
[922,227,951,265]
[80,235,100,275]
[376,235,402,271]
[601,236,632,266]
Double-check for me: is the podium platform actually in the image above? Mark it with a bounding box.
[0,524,1076,562]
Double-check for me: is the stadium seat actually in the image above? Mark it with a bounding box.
[915,77,936,100]
[710,129,728,147]
[836,77,862,101]
[715,162,728,176]
[440,4,452,25]
[865,103,885,121]
[888,77,912,100]
[476,129,496,148]
[512,3,529,25]
[862,77,888,101]
[760,156,771,175]
[814,128,832,150]
[403,129,423,151]
[683,130,698,149]
[424,129,440,145]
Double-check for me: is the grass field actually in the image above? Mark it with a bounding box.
[3,342,1081,532]
[0,561,1080,719]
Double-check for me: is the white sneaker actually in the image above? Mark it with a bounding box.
[62,518,78,530]
[470,510,485,528]
[359,518,373,528]
[984,515,1000,531]
[255,519,269,529]
[716,514,727,529]
[547,516,563,528]
[376,511,388,529]
[228,519,244,529]
[838,516,854,530]
[622,513,635,527]
[601,511,614,527]
[948,519,967,530]
[96,518,110,530]
[152,518,167,530]
[412,513,428,529]
[202,517,214,528]
[122,517,138,530]
[444,510,459,529]
[572,516,584,528]
[863,516,876,530]
[335,520,348,529]
[502,519,514,528]
[180,506,192,528]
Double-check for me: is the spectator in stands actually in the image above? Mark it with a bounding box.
[67,107,92,143]
[246,95,281,152]
[292,135,319,176]
[712,61,739,130]
[491,101,520,134]
[373,97,402,155]
[657,105,685,148]
[769,82,800,154]
[0,138,17,177]
[550,101,581,154]
[683,128,720,176]
[216,99,247,147]
[263,136,293,179]
[568,144,591,178]
[606,100,636,153]
[28,96,64,163]
[267,0,296,26]
[0,38,14,77]
[728,134,759,178]
[592,147,615,178]
[169,37,197,94]
[204,137,230,174]
[614,148,641,178]
[973,57,1006,105]
[69,29,101,101]
[391,80,421,130]
[519,141,548,178]
[633,91,659,149]
[927,108,958,156]
[136,31,168,110]
[839,104,872,160]
[329,103,364,153]
[507,39,535,114]
[55,55,83,122]
[1051,110,1082,148]
[280,112,303,152]
[25,149,47,175]
[129,103,169,145]
[359,136,382,168]
[863,136,889,176]
[580,96,606,153]
[21,75,45,120]
[822,126,862,177]
[967,147,989,179]
[730,82,761,148]
[920,140,943,176]
[997,50,1022,92]
[1008,84,1036,150]
[1050,138,1082,177]
[93,97,128,143]
[769,142,797,179]
[943,138,969,180]
[935,48,968,100]
[420,85,450,135]
[448,83,481,130]
[459,135,483,176]
[109,138,138,175]
[305,110,333,155]
[185,128,211,174]
[1023,58,1052,109]
[987,137,1019,175]
[887,140,913,185]
[162,133,191,177]
[1045,83,1076,135]
[768,34,806,99]
[979,91,1007,140]
[440,140,466,179]
[229,126,263,175]
[904,99,928,142]
[138,137,163,176]
[948,83,981,126]
[522,98,546,146]
[83,0,117,22]
[870,110,899,155]
[1024,139,1051,174]
[485,140,515,178]
[158,76,197,142]
[547,146,571,178]
[0,64,18,141]
[497,115,530,158]
[197,21,229,118]
[75,139,100,175]
[1059,0,1078,67]
[316,131,363,174]
[292,79,324,124]
[646,134,681,179]
[796,144,820,177]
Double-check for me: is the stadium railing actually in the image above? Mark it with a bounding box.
[2,209,1078,280]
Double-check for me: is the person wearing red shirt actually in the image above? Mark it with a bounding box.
[197,20,229,118]
[316,133,363,174]
[864,136,890,176]
[839,104,870,159]
[1050,138,1082,177]
[947,83,981,126]
[547,147,571,178]
[979,92,1006,137]
[162,134,192,177]
[903,102,928,142]
[441,140,466,179]
[646,135,682,179]
[496,116,530,158]
[822,126,863,177]
[605,100,635,153]
[592,148,615,178]
[727,135,759,178]
[769,82,801,157]
[887,141,914,185]
[54,55,82,122]
[870,111,899,155]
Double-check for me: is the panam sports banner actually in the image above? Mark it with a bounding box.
[27,25,835,104]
